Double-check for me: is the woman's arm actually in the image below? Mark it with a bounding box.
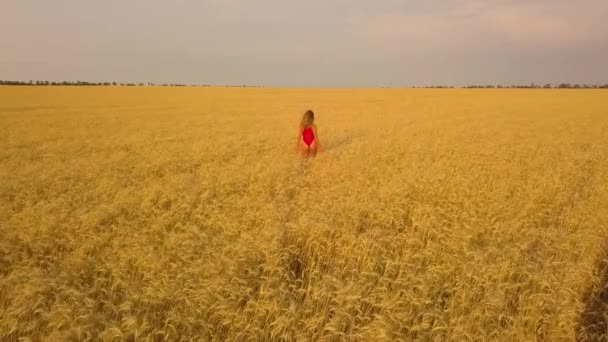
[313,125,322,152]
[295,126,301,152]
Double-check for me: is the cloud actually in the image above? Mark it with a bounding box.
[484,1,608,45]
[349,13,451,41]
[350,0,608,48]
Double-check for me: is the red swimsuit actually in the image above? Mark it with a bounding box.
[302,127,315,146]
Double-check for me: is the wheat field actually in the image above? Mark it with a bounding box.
[1,87,608,341]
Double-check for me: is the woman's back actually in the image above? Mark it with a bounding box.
[302,126,315,146]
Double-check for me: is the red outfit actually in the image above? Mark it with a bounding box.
[302,127,315,146]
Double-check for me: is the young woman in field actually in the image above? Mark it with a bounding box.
[296,110,322,159]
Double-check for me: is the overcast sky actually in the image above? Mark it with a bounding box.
[2,0,607,86]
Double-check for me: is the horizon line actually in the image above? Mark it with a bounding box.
[1,80,608,89]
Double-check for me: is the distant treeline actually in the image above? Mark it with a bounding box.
[1,80,607,88]
[0,80,265,87]
[0,80,190,86]
[417,83,608,89]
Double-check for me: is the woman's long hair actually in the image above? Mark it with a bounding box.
[300,110,314,128]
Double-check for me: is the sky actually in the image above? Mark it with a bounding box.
[2,0,607,87]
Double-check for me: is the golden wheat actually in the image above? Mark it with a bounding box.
[1,87,608,341]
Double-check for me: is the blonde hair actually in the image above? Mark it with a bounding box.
[300,110,314,128]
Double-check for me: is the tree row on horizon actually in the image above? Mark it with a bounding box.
[1,80,607,89]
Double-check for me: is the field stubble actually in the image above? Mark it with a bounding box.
[1,87,608,340]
